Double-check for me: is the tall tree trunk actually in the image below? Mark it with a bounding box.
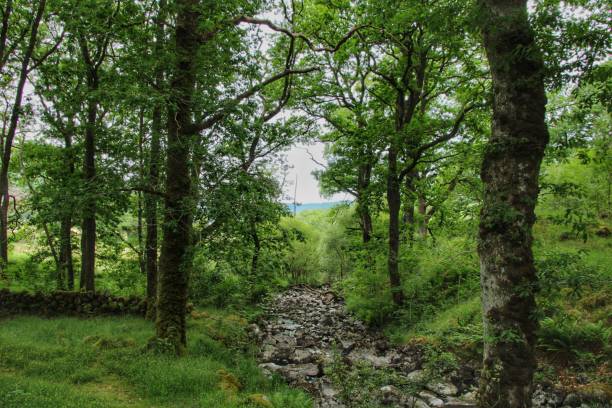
[417,193,429,239]
[60,128,75,290]
[403,176,416,244]
[137,109,146,276]
[357,162,373,243]
[250,221,260,276]
[60,216,74,290]
[477,0,549,406]
[386,146,404,306]
[80,72,98,292]
[0,0,13,73]
[155,0,198,353]
[145,0,165,321]
[145,104,161,320]
[0,0,46,274]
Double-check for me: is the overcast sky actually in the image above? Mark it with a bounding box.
[282,142,349,204]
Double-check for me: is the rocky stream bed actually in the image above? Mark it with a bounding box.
[248,285,610,408]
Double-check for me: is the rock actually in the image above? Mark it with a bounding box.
[563,393,581,407]
[348,349,390,368]
[460,391,477,401]
[258,362,282,376]
[340,339,355,353]
[256,286,607,408]
[405,396,431,408]
[280,363,321,380]
[419,390,444,407]
[297,334,317,347]
[443,399,477,408]
[380,385,402,405]
[291,348,317,364]
[247,323,262,338]
[426,381,458,397]
[270,346,292,364]
[407,370,426,383]
[260,344,276,362]
[321,383,339,398]
[271,333,296,347]
[532,385,564,408]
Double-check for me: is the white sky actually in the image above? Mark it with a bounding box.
[283,142,349,204]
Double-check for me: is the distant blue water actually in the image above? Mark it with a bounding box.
[284,201,348,213]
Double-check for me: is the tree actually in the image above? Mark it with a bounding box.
[144,0,167,320]
[359,0,485,305]
[0,0,50,273]
[70,0,121,292]
[476,0,550,406]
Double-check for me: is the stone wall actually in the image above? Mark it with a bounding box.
[0,288,147,317]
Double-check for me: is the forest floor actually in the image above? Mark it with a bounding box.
[253,285,611,408]
[0,313,311,407]
[0,285,609,407]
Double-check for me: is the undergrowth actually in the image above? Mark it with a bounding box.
[0,312,310,408]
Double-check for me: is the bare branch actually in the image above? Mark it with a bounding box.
[237,16,364,53]
[192,66,318,132]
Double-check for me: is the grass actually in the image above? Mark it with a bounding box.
[0,312,311,408]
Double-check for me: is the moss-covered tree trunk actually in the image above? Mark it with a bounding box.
[60,128,75,290]
[477,0,549,406]
[417,193,429,239]
[155,0,199,353]
[144,0,166,321]
[59,216,74,290]
[79,73,98,293]
[357,161,373,244]
[386,146,405,306]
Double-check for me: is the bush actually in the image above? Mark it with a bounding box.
[538,316,611,363]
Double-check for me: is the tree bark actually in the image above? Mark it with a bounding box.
[79,72,98,292]
[145,104,161,320]
[477,0,549,406]
[357,162,373,243]
[145,0,165,321]
[59,215,74,290]
[58,132,73,290]
[403,175,416,244]
[250,221,260,276]
[0,0,13,73]
[417,193,429,239]
[155,0,198,353]
[0,0,46,273]
[387,146,404,306]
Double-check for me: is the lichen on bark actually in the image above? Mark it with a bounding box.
[477,0,550,406]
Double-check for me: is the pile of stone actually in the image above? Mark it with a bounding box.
[251,285,610,408]
[0,288,147,317]
[250,285,478,408]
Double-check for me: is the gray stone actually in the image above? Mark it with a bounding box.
[404,396,431,408]
[349,349,391,368]
[564,393,581,407]
[260,344,276,362]
[380,385,402,405]
[443,399,477,408]
[426,381,458,397]
[291,348,317,364]
[407,370,426,383]
[280,363,321,380]
[419,390,444,407]
[247,323,262,338]
[321,383,339,398]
